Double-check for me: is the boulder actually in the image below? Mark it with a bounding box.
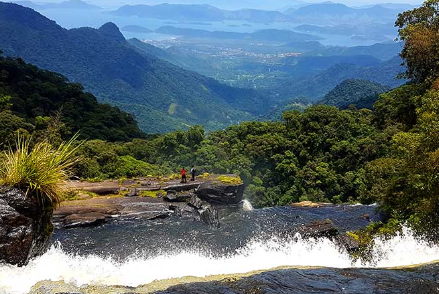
[297,220,339,239]
[62,212,108,228]
[164,191,192,202]
[189,195,220,227]
[0,186,53,266]
[195,181,244,205]
[169,204,195,218]
[296,220,360,253]
[335,234,360,253]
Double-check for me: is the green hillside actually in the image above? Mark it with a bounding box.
[0,3,265,133]
[319,79,391,109]
[276,57,405,102]
[0,53,144,146]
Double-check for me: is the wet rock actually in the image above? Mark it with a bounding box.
[296,220,360,253]
[169,204,195,217]
[63,212,108,228]
[164,191,192,203]
[147,211,172,220]
[335,234,360,253]
[164,191,178,202]
[0,186,53,266]
[297,219,338,239]
[29,263,439,294]
[189,195,220,227]
[195,181,244,205]
[53,203,120,229]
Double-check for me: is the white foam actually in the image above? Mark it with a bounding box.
[0,227,438,294]
[242,199,254,211]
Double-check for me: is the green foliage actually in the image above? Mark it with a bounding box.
[0,134,80,206]
[396,0,439,83]
[73,106,390,208]
[73,140,168,180]
[377,86,439,236]
[319,79,391,109]
[0,94,11,110]
[0,55,145,144]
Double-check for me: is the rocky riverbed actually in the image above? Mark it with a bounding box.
[29,262,439,294]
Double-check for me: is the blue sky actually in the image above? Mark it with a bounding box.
[40,0,425,9]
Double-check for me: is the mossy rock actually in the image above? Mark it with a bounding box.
[139,190,166,198]
[215,175,243,185]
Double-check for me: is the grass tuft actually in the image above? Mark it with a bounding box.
[0,134,81,206]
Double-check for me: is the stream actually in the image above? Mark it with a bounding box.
[1,204,439,293]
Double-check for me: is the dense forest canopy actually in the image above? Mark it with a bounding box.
[319,79,391,110]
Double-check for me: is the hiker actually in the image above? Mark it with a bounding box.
[181,167,187,183]
[190,165,196,181]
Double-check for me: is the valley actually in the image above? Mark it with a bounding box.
[3,1,439,294]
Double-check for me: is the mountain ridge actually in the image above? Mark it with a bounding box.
[0,2,267,133]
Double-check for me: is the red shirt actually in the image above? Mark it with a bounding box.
[181,169,186,176]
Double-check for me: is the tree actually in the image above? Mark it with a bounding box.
[396,0,439,83]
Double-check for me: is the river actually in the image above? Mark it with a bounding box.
[1,204,439,294]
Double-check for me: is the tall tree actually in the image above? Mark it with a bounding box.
[396,0,439,83]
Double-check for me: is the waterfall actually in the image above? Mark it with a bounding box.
[1,227,439,294]
[242,199,254,211]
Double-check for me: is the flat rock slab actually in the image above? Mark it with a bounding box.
[54,197,172,228]
[163,182,201,192]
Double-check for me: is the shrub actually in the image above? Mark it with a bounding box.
[0,134,80,206]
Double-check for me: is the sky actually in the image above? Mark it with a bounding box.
[83,0,423,4]
[39,0,425,9]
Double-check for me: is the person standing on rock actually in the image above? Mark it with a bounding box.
[181,167,187,183]
[190,165,196,181]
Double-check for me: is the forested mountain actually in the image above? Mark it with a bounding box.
[121,25,152,34]
[277,57,405,101]
[307,42,403,61]
[110,2,406,25]
[0,54,144,146]
[111,4,290,23]
[285,3,400,24]
[128,38,182,67]
[154,26,320,42]
[0,2,266,133]
[319,79,391,109]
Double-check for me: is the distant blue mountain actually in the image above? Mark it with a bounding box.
[13,0,101,10]
[285,3,400,24]
[155,26,321,42]
[112,4,224,22]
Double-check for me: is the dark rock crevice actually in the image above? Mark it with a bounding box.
[0,186,53,266]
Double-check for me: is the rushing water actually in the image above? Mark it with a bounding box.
[1,204,439,294]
